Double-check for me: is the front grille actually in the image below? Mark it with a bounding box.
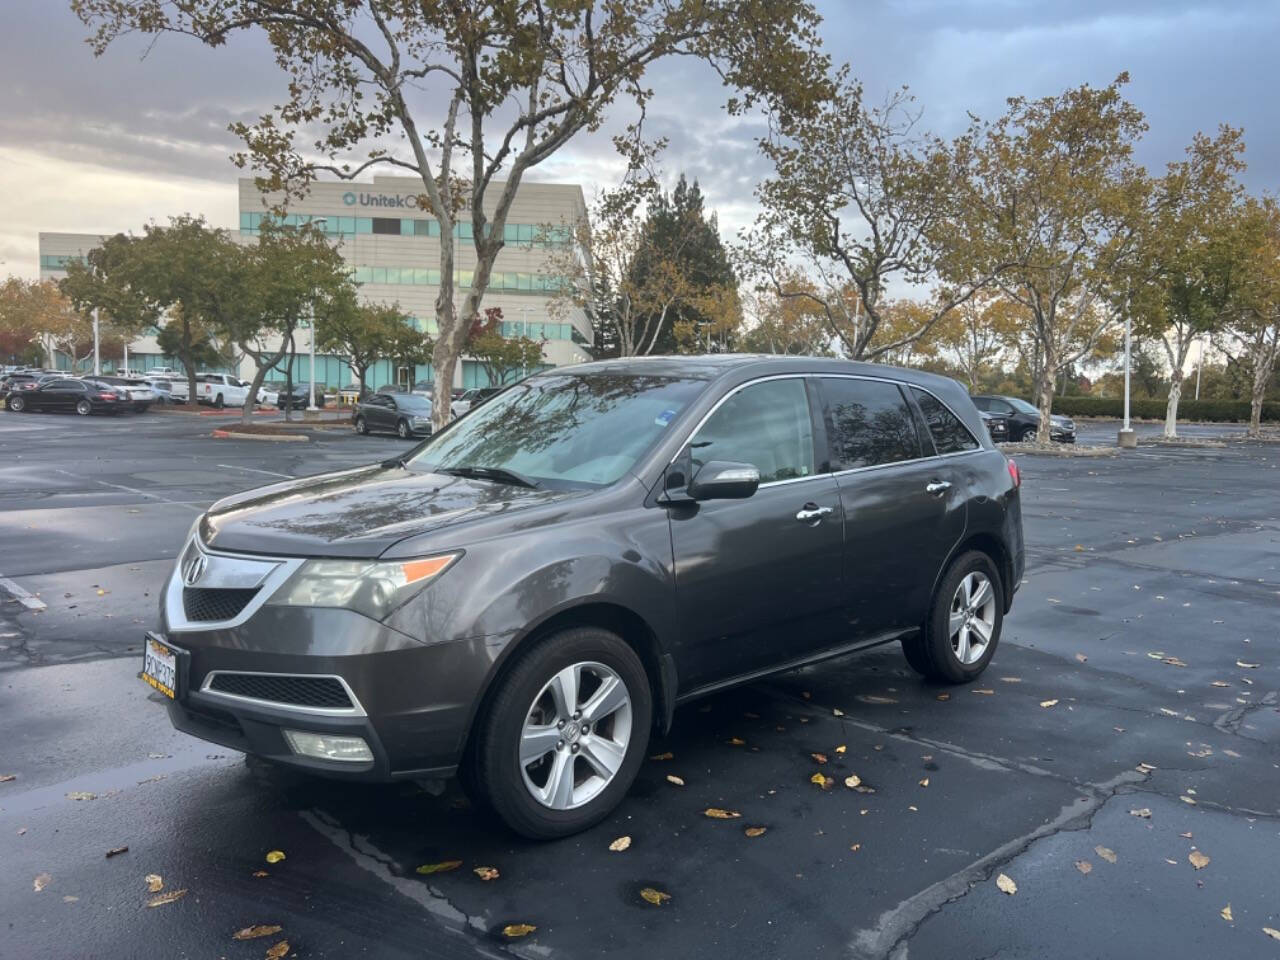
[182,587,259,622]
[207,673,354,709]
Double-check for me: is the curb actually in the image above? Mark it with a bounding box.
[212,429,310,443]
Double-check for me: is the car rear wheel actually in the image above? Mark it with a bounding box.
[8,395,25,412]
[396,419,410,439]
[75,399,92,416]
[355,415,368,435]
[902,550,1003,683]
[214,393,224,409]
[471,627,651,839]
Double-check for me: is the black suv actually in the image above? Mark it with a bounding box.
[971,394,1075,443]
[144,356,1024,838]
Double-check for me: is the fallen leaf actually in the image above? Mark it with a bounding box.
[936,693,950,701]
[1189,850,1210,870]
[146,889,187,907]
[66,791,96,801]
[918,778,929,788]
[502,924,536,939]
[639,887,671,906]
[745,826,767,838]
[1095,846,1117,864]
[728,737,745,746]
[835,745,847,754]
[908,805,918,812]
[63,896,78,903]
[850,843,862,852]
[971,689,995,696]
[0,774,16,783]
[832,708,844,717]
[233,926,283,941]
[1181,796,1197,806]
[265,941,290,959]
[415,860,462,875]
[810,773,833,790]
[105,846,129,858]
[665,774,685,786]
[608,836,632,852]
[704,808,741,819]
[1210,680,1230,687]
[1180,832,1193,839]
[857,695,898,705]
[1040,699,1059,708]
[999,677,1022,683]
[1129,808,1152,819]
[1075,860,1092,875]
[1223,749,1241,759]
[1236,661,1260,669]
[264,850,286,864]
[1221,904,1233,922]
[473,866,500,881]
[33,873,51,892]
[811,752,828,764]
[1075,653,1088,662]
[996,873,1017,895]
[252,871,269,878]
[844,774,862,789]
[649,752,674,761]
[1136,762,1157,774]
[1074,544,1085,552]
[1262,927,1280,941]
[145,874,163,893]
[802,691,811,699]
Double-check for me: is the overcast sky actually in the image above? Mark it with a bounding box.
[3,0,1277,279]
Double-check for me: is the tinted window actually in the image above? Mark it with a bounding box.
[822,378,921,469]
[911,387,978,454]
[690,378,814,484]
[371,217,400,235]
[970,396,991,411]
[50,379,82,390]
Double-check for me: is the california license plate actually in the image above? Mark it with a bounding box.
[142,636,179,699]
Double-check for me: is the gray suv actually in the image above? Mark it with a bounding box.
[143,356,1024,838]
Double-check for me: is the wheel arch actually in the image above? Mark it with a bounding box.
[939,532,1014,615]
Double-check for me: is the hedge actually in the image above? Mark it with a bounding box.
[1027,396,1280,423]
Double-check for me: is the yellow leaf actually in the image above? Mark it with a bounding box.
[1000,676,1022,683]
[936,693,950,701]
[918,778,929,788]
[146,889,188,907]
[811,753,828,764]
[704,808,741,819]
[264,850,286,864]
[639,887,671,906]
[844,774,862,789]
[971,689,995,696]
[1095,846,1117,864]
[810,773,833,789]
[665,774,684,786]
[744,826,767,838]
[145,874,163,893]
[502,924,536,938]
[608,836,631,852]
[1040,699,1059,708]
[233,926,283,941]
[996,873,1017,895]
[415,860,462,875]
[1263,927,1280,941]
[849,843,861,852]
[649,752,674,761]
[33,873,51,892]
[1075,860,1092,875]
[1221,904,1233,922]
[66,791,96,801]
[728,737,745,746]
[265,941,290,960]
[474,866,500,881]
[1129,808,1151,819]
[1189,850,1210,870]
[835,745,847,754]
[1074,544,1085,552]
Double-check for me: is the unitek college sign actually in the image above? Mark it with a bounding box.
[342,191,424,209]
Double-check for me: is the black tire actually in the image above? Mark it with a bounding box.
[396,418,410,439]
[214,393,224,409]
[355,415,368,435]
[902,550,1003,683]
[75,399,92,416]
[8,395,25,412]
[471,627,652,839]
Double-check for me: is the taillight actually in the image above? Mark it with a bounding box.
[1007,458,1021,488]
[99,392,116,400]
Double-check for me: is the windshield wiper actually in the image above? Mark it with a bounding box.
[439,465,540,489]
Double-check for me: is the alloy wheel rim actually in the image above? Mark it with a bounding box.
[949,571,996,665]
[519,661,632,810]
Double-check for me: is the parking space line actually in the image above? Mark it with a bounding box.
[216,463,293,479]
[0,575,47,611]
[52,469,204,511]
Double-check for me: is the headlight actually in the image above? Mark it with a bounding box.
[271,552,459,620]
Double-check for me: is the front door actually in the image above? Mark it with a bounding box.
[667,377,845,690]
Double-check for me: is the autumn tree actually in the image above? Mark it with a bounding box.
[0,277,91,367]
[466,307,544,386]
[1220,197,1280,436]
[739,282,835,356]
[319,300,412,398]
[73,1,828,427]
[960,75,1150,440]
[936,293,1021,390]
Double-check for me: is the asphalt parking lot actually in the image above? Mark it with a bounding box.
[2,412,1278,959]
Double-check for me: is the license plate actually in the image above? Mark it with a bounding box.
[142,636,179,699]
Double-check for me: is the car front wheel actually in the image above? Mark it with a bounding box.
[355,415,368,435]
[470,627,652,839]
[8,395,25,412]
[75,399,92,416]
[902,550,1003,683]
[396,419,410,439]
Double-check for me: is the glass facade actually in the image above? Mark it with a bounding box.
[240,212,571,245]
[350,264,569,295]
[39,254,87,269]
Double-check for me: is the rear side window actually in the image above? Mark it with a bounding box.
[821,378,922,469]
[911,387,979,454]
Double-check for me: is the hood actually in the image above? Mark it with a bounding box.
[201,463,587,558]
[1051,413,1074,426]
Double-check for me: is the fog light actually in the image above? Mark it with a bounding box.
[282,729,373,762]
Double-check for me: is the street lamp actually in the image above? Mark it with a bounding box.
[307,217,328,411]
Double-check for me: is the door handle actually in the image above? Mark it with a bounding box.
[795,503,834,522]
[926,480,952,495]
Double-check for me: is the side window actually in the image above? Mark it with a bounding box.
[689,378,814,484]
[822,378,922,469]
[970,396,990,412]
[51,379,80,390]
[993,400,1015,415]
[911,387,979,455]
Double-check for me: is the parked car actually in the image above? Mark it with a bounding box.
[451,387,502,418]
[0,372,50,398]
[197,373,254,408]
[353,392,433,439]
[970,395,1075,443]
[6,377,123,415]
[410,379,434,398]
[97,376,156,412]
[978,409,1010,443]
[146,356,1024,839]
[274,383,326,410]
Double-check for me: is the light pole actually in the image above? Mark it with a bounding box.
[307,217,328,412]
[92,306,101,376]
[1195,334,1204,400]
[521,306,529,379]
[1118,289,1136,448]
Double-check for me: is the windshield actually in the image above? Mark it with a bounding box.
[407,372,707,489]
[1006,397,1040,415]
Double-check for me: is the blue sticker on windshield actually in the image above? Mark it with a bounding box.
[655,409,677,427]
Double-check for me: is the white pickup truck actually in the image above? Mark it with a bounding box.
[195,373,255,408]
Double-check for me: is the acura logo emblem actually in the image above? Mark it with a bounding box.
[182,549,208,586]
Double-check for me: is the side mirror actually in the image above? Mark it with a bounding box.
[687,460,760,501]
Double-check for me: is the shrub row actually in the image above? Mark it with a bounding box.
[1036,396,1280,423]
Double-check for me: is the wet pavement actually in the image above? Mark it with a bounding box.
[1,410,1278,959]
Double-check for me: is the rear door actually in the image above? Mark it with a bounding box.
[667,376,845,689]
[818,377,967,637]
[43,379,83,412]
